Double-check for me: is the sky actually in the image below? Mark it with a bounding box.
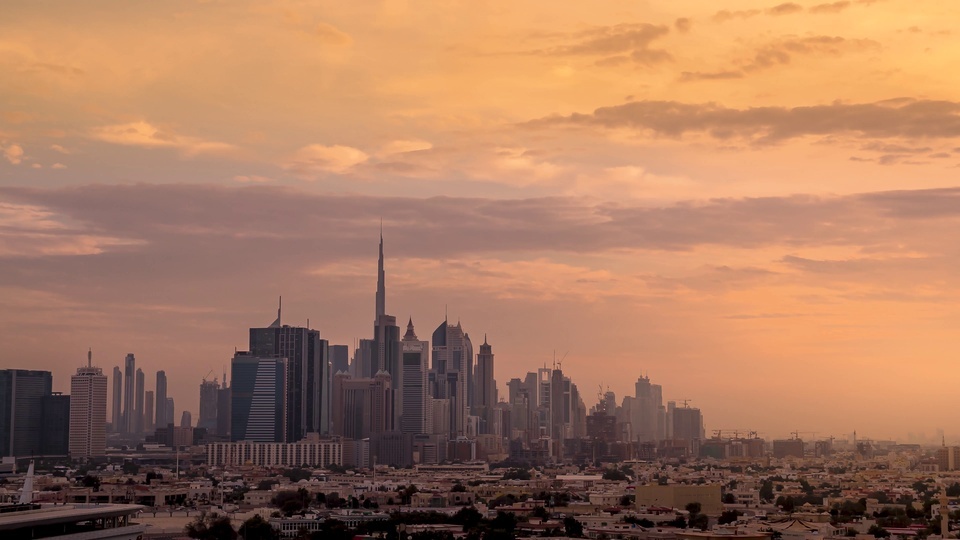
[2,0,960,441]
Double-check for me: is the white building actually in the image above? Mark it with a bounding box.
[69,354,108,458]
[206,434,342,467]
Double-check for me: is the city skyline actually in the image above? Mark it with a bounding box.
[4,0,960,439]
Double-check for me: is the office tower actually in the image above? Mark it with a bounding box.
[672,405,704,455]
[353,339,375,378]
[181,411,192,428]
[231,352,288,442]
[199,379,219,430]
[69,353,107,458]
[122,354,135,433]
[165,398,174,429]
[400,318,429,435]
[474,336,496,434]
[155,370,167,427]
[134,368,144,434]
[111,366,122,433]
[330,345,349,374]
[144,391,155,433]
[626,375,665,442]
[249,302,330,440]
[40,393,70,456]
[431,319,473,437]
[331,371,392,440]
[0,369,53,457]
[216,379,231,438]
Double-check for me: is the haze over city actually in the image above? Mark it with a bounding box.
[4,0,960,441]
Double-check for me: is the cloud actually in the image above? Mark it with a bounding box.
[314,22,352,45]
[89,121,235,156]
[531,23,672,66]
[529,98,960,144]
[678,70,744,82]
[712,9,762,22]
[767,3,804,15]
[742,35,878,72]
[674,18,692,33]
[284,144,369,176]
[2,144,25,165]
[232,175,273,183]
[50,144,73,154]
[810,1,851,13]
[378,139,433,156]
[51,163,66,169]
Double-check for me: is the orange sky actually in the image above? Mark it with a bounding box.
[3,0,960,441]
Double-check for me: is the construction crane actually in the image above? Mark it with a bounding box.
[671,398,693,408]
[791,431,818,440]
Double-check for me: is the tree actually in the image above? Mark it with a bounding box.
[452,506,484,531]
[564,516,584,537]
[185,514,238,540]
[760,480,774,502]
[451,483,467,492]
[283,468,312,483]
[723,493,736,504]
[490,511,518,535]
[272,490,307,516]
[238,515,278,540]
[81,475,100,491]
[122,461,140,475]
[867,525,890,538]
[602,468,627,481]
[718,510,742,525]
[502,468,532,481]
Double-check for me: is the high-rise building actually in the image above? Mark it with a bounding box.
[111,366,122,433]
[331,371,393,440]
[372,233,401,430]
[400,318,429,435]
[69,352,107,458]
[230,352,288,442]
[474,336,496,434]
[155,370,168,428]
[144,391,155,433]
[122,354,136,434]
[431,319,473,437]
[199,379,219,431]
[330,345,350,375]
[672,405,704,455]
[134,368,144,434]
[216,380,231,438]
[249,302,330,440]
[165,397,174,429]
[0,369,53,457]
[40,393,70,456]
[180,411,192,428]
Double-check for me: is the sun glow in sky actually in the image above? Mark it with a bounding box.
[3,0,960,440]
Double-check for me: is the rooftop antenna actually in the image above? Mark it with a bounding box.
[278,296,282,326]
[87,348,92,368]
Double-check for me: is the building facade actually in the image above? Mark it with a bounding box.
[69,361,108,458]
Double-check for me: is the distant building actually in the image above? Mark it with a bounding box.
[180,411,192,428]
[330,345,350,374]
[633,484,722,515]
[144,390,155,433]
[134,368,144,434]
[111,366,122,433]
[400,318,429,435]
[332,371,392,440]
[936,446,960,471]
[474,336,496,435]
[0,369,53,457]
[69,354,107,458]
[431,319,473,437]
[155,370,168,429]
[207,433,342,467]
[122,354,136,434]
[40,393,71,457]
[773,439,804,459]
[198,379,219,430]
[216,383,231,438]
[230,353,287,442]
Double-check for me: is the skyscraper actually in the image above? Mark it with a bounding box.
[372,233,401,430]
[69,352,107,458]
[216,380,231,438]
[134,368,144,434]
[122,354,135,434]
[230,352,288,442]
[474,336,496,434]
[40,393,70,457]
[400,318,429,435]
[431,319,473,437]
[155,370,167,428]
[0,369,53,457]
[181,411,192,428]
[165,397,174,429]
[332,371,393,440]
[330,345,350,374]
[249,302,330,440]
[111,366,122,433]
[199,379,219,431]
[144,391,155,433]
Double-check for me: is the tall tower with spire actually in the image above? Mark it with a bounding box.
[372,231,401,430]
[400,318,429,435]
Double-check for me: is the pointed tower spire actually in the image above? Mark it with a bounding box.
[403,317,418,340]
[376,229,386,318]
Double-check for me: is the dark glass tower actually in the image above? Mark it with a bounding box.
[0,369,53,457]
